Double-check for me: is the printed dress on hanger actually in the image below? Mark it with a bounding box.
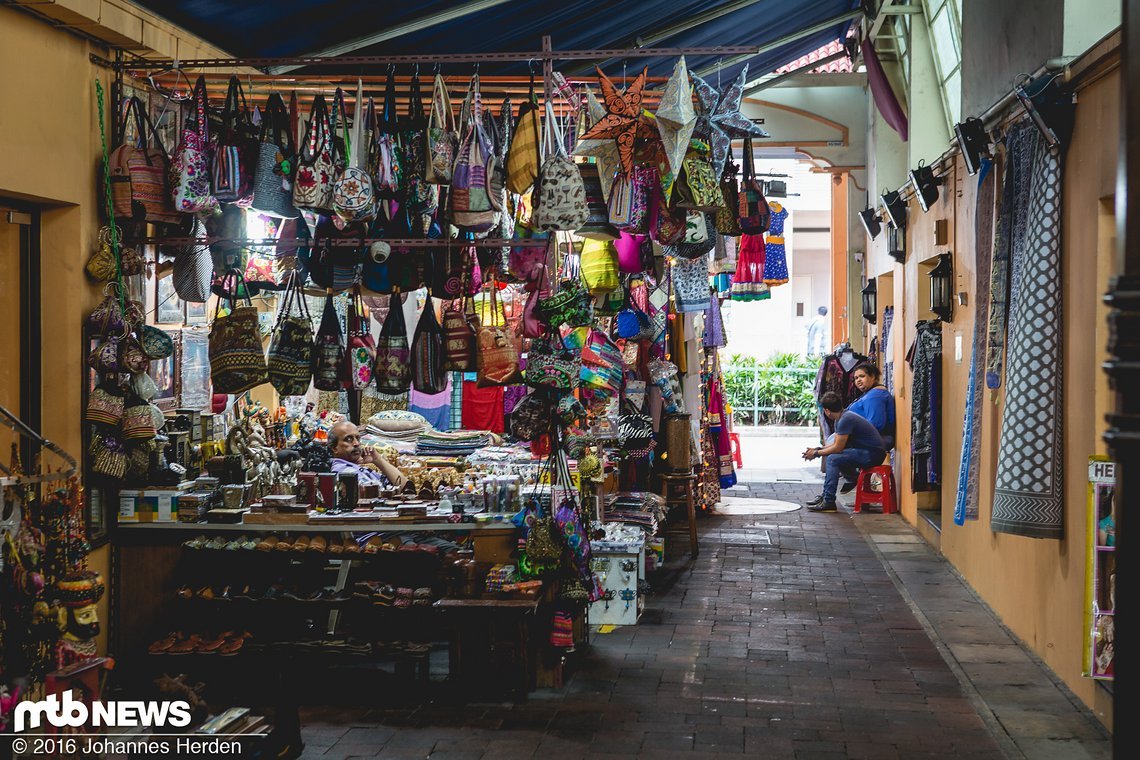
[762,202,789,285]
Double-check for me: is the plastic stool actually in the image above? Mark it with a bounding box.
[853,465,897,514]
[729,433,744,468]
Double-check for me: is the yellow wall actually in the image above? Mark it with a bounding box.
[865,66,1119,726]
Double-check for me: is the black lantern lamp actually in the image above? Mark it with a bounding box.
[909,161,942,212]
[859,207,882,240]
[881,189,907,229]
[954,117,990,176]
[888,226,906,263]
[929,253,954,321]
[1015,72,1075,150]
[861,279,877,325]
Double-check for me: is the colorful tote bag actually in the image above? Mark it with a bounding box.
[475,283,522,386]
[738,137,771,234]
[412,298,447,394]
[373,291,412,394]
[451,74,497,232]
[533,101,587,232]
[170,76,217,214]
[212,75,258,205]
[312,293,345,391]
[506,72,542,194]
[267,272,315,396]
[292,93,336,214]
[442,295,478,371]
[343,288,376,390]
[425,72,457,184]
[250,92,300,219]
[208,273,268,394]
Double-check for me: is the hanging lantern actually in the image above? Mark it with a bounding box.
[888,226,905,264]
[909,162,942,212]
[861,279,877,325]
[859,207,882,240]
[954,117,990,176]
[929,253,954,321]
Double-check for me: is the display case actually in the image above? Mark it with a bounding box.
[1086,458,1116,681]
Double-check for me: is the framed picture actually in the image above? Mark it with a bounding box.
[150,341,179,412]
[184,299,208,325]
[179,328,211,411]
[156,273,184,325]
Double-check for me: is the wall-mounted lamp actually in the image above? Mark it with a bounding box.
[929,253,954,322]
[859,207,882,240]
[881,189,907,229]
[888,226,905,264]
[1015,72,1075,150]
[861,279,878,325]
[909,162,942,212]
[954,117,990,176]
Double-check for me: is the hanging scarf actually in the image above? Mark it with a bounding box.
[992,128,1065,539]
[985,123,1037,388]
[954,159,997,525]
[708,369,736,489]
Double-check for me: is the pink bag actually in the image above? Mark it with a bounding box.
[616,232,650,274]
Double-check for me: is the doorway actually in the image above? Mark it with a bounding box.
[0,202,41,469]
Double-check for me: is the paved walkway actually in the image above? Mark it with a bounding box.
[299,482,1111,759]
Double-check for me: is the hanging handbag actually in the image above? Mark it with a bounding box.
[411,297,447,394]
[716,158,742,235]
[451,74,497,232]
[615,294,652,340]
[333,82,377,223]
[442,293,478,371]
[425,72,458,184]
[267,272,315,396]
[738,137,771,234]
[649,183,686,244]
[342,287,376,390]
[312,293,345,391]
[87,283,128,337]
[373,290,412,394]
[537,278,592,328]
[532,101,587,232]
[208,272,269,394]
[212,75,258,205]
[615,231,651,274]
[140,325,174,360]
[170,76,218,214]
[511,393,554,442]
[402,71,437,213]
[509,224,551,284]
[667,212,717,260]
[580,238,619,295]
[86,386,125,426]
[506,71,542,194]
[292,93,336,214]
[674,139,724,212]
[113,97,182,224]
[173,216,214,303]
[374,70,404,201]
[250,92,300,219]
[475,281,522,386]
[524,338,581,392]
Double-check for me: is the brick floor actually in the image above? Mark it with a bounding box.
[300,482,1109,759]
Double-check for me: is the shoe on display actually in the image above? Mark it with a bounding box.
[807,501,838,512]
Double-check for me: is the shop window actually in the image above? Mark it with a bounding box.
[922,0,964,128]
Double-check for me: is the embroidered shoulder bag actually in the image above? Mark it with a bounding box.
[208,272,269,394]
[170,76,218,214]
[373,290,412,394]
[267,271,315,396]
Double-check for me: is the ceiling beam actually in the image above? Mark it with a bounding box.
[267,0,513,74]
[692,8,863,78]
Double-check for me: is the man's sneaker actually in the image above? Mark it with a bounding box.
[806,495,825,507]
[807,501,838,512]
[840,480,857,495]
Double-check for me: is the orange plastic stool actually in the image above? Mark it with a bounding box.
[853,465,897,514]
[729,433,744,468]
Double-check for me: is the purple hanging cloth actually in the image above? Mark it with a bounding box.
[861,38,908,141]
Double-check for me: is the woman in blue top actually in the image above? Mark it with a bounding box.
[847,362,895,447]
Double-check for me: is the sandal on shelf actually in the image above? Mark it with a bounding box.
[223,536,246,551]
[148,634,180,654]
[197,634,227,654]
[342,537,361,554]
[167,635,202,655]
[375,585,397,606]
[204,536,229,551]
[175,585,193,600]
[255,536,279,552]
[290,535,311,552]
[218,633,249,656]
[275,535,295,551]
[195,586,216,601]
[307,535,327,553]
[182,535,209,550]
[326,538,344,555]
[362,536,384,554]
[242,536,259,550]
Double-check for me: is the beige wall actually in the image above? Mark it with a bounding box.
[865,63,1119,727]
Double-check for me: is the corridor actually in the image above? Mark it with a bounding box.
[299,483,1111,759]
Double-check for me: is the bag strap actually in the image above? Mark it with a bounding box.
[289,90,301,147]
[302,94,329,161]
[192,75,209,139]
[333,87,350,164]
[408,70,426,128]
[430,73,454,133]
[262,93,295,154]
[221,75,247,133]
[382,66,400,135]
[742,137,756,183]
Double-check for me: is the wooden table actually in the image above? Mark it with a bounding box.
[433,598,540,699]
[659,472,699,559]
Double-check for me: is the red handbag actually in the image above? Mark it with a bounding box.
[341,287,376,390]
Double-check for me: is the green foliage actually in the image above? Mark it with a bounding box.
[722,352,820,426]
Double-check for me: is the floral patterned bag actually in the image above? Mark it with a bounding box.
[292,93,336,214]
[342,287,376,390]
[373,291,412,394]
[424,72,457,184]
[170,76,218,214]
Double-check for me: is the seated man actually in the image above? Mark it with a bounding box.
[802,392,885,512]
[328,421,408,490]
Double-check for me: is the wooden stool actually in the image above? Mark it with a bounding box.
[660,471,699,559]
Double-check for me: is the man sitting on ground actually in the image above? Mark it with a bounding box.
[802,392,885,512]
[328,421,408,490]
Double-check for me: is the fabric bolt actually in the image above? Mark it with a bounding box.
[761,203,790,285]
[461,380,505,433]
[908,321,942,492]
[955,158,997,525]
[985,122,1038,389]
[992,131,1065,539]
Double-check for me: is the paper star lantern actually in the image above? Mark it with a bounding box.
[573,86,621,195]
[577,65,657,175]
[692,64,769,175]
[655,56,697,190]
